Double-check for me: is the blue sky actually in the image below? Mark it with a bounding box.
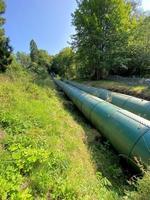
[4,0,150,55]
[5,0,77,55]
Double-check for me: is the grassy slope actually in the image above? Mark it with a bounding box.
[0,71,149,199]
[82,80,150,100]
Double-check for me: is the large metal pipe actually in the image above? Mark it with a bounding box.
[55,79,150,169]
[64,80,150,121]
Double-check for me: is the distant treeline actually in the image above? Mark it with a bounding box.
[0,0,150,80]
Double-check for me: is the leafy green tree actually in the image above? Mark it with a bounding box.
[38,49,52,70]
[30,39,38,63]
[127,15,150,76]
[72,0,137,79]
[32,49,52,77]
[29,40,52,77]
[50,47,76,79]
[16,52,31,69]
[0,0,12,72]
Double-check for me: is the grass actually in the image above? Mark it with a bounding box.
[81,80,150,100]
[0,70,150,199]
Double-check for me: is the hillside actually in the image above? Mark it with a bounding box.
[0,71,138,199]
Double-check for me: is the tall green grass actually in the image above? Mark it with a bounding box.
[0,70,150,199]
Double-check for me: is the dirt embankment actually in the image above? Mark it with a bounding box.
[83,80,150,101]
[104,87,150,101]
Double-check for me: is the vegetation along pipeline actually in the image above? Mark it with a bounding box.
[64,80,150,121]
[54,79,150,170]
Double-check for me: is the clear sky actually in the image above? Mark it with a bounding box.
[5,0,77,55]
[4,0,150,55]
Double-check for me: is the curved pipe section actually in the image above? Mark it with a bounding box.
[65,80,150,121]
[55,79,150,169]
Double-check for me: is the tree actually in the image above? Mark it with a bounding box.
[38,49,52,70]
[30,39,38,63]
[72,0,137,79]
[50,47,76,78]
[29,40,53,77]
[0,0,12,72]
[127,15,150,76]
[16,52,31,69]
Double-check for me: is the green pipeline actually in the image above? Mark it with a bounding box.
[55,79,150,169]
[64,80,150,121]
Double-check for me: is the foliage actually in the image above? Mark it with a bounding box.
[29,0,148,80]
[50,47,76,79]
[29,40,52,77]
[125,172,150,200]
[6,55,31,82]
[16,52,31,69]
[72,0,137,79]
[127,15,150,76]
[30,39,38,63]
[38,49,52,69]
[0,0,12,72]
[50,1,149,79]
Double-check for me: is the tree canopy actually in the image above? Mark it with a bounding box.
[29,40,53,77]
[30,39,39,63]
[0,0,12,72]
[71,0,139,79]
[127,15,150,76]
[50,47,76,78]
